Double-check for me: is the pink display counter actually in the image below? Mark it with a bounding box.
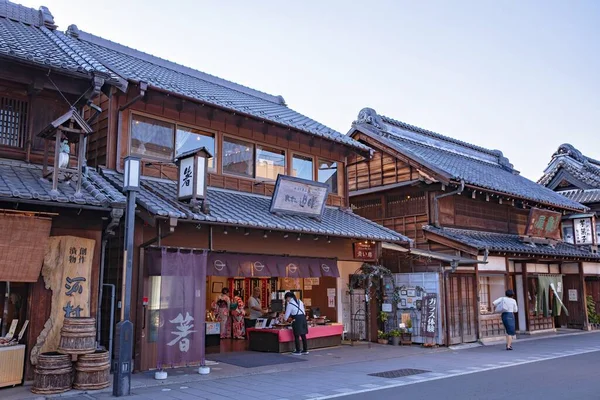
[247,324,343,353]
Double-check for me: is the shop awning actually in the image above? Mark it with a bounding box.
[0,213,52,282]
[382,242,483,265]
[206,252,339,278]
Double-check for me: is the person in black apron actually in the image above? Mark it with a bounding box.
[284,292,309,355]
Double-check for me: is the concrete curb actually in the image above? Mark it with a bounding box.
[479,330,598,346]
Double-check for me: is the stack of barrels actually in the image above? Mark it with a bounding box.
[32,317,110,394]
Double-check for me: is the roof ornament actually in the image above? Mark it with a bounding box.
[38,6,56,29]
[355,108,384,130]
[66,24,80,38]
[491,150,514,172]
[555,144,587,164]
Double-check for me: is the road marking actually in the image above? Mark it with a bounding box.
[447,369,465,373]
[312,347,600,400]
[333,389,354,393]
[305,394,326,398]
[360,384,380,388]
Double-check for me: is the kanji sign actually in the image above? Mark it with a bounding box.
[574,217,594,245]
[176,148,211,202]
[420,294,437,338]
[270,175,329,219]
[353,242,377,260]
[525,208,562,240]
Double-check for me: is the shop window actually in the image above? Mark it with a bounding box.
[479,276,506,314]
[562,221,574,244]
[318,159,337,194]
[223,137,254,177]
[292,154,313,181]
[0,96,28,148]
[131,114,174,160]
[256,145,285,180]
[175,126,215,170]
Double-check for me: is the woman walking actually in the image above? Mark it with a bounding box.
[231,290,246,339]
[213,288,231,339]
[284,292,309,355]
[493,289,518,350]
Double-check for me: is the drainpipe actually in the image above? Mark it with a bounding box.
[116,82,148,173]
[433,180,465,227]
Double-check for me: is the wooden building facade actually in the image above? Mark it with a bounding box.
[347,108,600,345]
[539,144,600,323]
[0,2,126,381]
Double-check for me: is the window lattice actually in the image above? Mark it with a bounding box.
[0,96,28,148]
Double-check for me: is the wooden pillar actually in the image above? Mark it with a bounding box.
[52,130,62,191]
[579,261,589,330]
[474,260,481,340]
[522,262,531,332]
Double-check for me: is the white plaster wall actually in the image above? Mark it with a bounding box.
[583,262,600,275]
[478,256,506,272]
[562,263,579,274]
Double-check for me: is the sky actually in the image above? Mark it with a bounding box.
[20,0,600,180]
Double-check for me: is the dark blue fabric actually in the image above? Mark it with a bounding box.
[502,312,516,336]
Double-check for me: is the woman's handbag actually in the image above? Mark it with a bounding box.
[494,297,510,313]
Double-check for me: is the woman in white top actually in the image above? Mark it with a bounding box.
[284,292,308,355]
[493,289,518,350]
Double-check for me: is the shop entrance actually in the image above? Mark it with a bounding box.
[447,274,477,344]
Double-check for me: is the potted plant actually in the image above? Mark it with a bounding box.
[399,327,412,345]
[389,329,401,346]
[377,330,388,345]
[406,319,413,334]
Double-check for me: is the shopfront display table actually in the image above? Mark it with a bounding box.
[0,344,25,388]
[247,324,343,353]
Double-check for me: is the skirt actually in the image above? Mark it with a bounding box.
[501,312,516,336]
[292,314,309,336]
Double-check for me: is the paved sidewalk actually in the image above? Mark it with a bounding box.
[5,331,600,400]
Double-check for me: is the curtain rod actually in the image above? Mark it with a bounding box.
[145,246,338,261]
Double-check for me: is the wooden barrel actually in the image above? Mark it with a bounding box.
[58,317,96,355]
[73,350,110,390]
[31,352,73,394]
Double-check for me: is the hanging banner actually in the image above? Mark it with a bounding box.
[31,236,95,364]
[420,294,437,338]
[157,248,207,368]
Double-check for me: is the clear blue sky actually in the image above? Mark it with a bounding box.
[22,0,600,180]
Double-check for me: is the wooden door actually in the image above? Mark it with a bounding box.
[448,274,478,344]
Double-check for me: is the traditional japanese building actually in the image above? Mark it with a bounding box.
[29,17,412,370]
[347,108,600,345]
[539,143,600,324]
[0,1,126,381]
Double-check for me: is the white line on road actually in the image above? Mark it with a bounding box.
[312,348,600,400]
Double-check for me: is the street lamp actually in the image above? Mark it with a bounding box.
[113,156,140,397]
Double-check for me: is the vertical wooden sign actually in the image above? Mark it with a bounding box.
[30,236,95,364]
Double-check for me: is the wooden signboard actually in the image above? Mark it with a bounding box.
[420,294,437,338]
[525,208,562,240]
[270,175,329,219]
[573,217,594,245]
[30,236,95,365]
[353,242,377,260]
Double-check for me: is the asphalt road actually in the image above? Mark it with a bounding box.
[340,351,600,400]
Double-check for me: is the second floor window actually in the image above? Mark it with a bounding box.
[176,126,215,170]
[223,137,254,177]
[131,115,174,160]
[0,96,28,149]
[292,154,313,181]
[256,145,285,180]
[318,159,337,194]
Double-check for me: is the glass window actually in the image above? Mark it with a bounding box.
[318,159,338,194]
[596,222,600,245]
[292,154,313,181]
[479,276,506,314]
[562,221,574,244]
[176,127,215,170]
[223,137,254,177]
[256,145,285,180]
[131,115,174,160]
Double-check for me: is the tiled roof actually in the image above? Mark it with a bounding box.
[101,170,409,243]
[557,189,600,204]
[423,225,599,259]
[0,1,113,77]
[66,30,368,153]
[0,159,126,208]
[352,108,587,212]
[539,144,600,190]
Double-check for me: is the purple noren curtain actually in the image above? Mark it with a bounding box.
[157,248,207,369]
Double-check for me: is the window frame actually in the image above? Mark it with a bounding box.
[221,135,256,178]
[0,94,29,150]
[291,152,315,181]
[255,143,286,181]
[175,124,217,171]
[129,112,218,166]
[317,158,338,194]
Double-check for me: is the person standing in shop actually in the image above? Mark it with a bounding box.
[248,287,264,325]
[231,290,246,339]
[284,292,309,355]
[493,289,518,350]
[213,288,231,339]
